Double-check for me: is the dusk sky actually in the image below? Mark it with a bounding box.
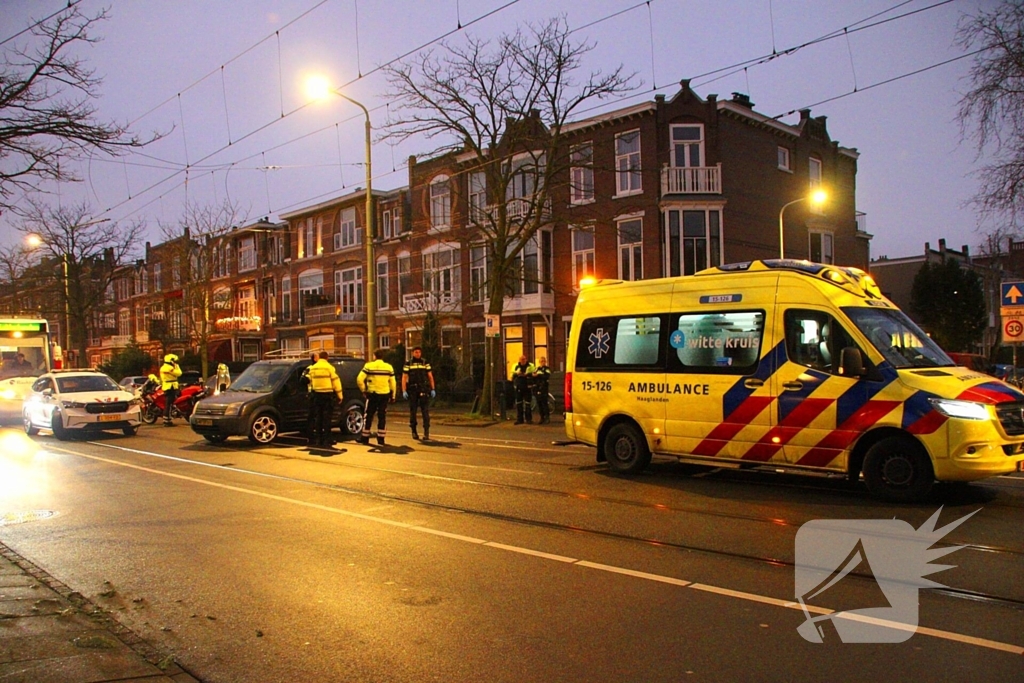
[1,0,998,261]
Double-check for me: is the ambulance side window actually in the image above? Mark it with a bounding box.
[668,310,764,374]
[784,309,858,375]
[575,315,665,370]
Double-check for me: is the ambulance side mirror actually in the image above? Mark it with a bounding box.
[839,347,864,377]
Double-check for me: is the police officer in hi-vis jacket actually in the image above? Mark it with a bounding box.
[357,348,396,445]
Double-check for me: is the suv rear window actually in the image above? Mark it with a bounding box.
[230,363,291,392]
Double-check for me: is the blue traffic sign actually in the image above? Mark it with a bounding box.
[1002,281,1024,307]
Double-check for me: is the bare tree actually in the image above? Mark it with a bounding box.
[383,17,637,414]
[0,242,34,313]
[18,200,145,366]
[0,4,154,214]
[160,201,247,379]
[957,0,1024,229]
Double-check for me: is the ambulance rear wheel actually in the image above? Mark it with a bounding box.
[603,422,651,474]
[863,436,934,503]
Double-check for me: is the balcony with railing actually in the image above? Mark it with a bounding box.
[472,196,552,225]
[400,291,460,315]
[304,303,366,324]
[660,163,722,195]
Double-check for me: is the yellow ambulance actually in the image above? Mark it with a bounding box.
[564,259,1024,502]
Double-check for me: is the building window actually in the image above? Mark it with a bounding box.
[213,287,232,310]
[665,208,722,277]
[393,206,403,235]
[615,130,642,195]
[381,209,393,240]
[423,247,460,301]
[809,157,822,188]
[335,266,364,315]
[809,232,834,264]
[281,277,292,320]
[778,146,791,171]
[237,286,257,319]
[238,236,256,272]
[153,263,162,292]
[335,207,358,250]
[670,124,704,168]
[262,279,276,322]
[398,254,412,305]
[469,172,487,222]
[617,217,643,281]
[430,175,451,230]
[118,309,131,336]
[299,218,316,258]
[346,335,365,358]
[570,142,595,204]
[470,245,488,303]
[379,333,390,349]
[572,227,595,287]
[377,260,389,310]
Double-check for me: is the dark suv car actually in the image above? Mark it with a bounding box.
[189,356,364,444]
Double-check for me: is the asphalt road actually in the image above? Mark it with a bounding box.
[1,421,1022,682]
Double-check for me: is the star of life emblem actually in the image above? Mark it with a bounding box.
[588,328,610,359]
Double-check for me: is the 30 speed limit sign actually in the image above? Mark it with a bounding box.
[1003,316,1024,342]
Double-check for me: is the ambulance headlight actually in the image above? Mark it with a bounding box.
[928,398,990,421]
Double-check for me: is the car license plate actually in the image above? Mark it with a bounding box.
[194,418,213,426]
[98,413,121,422]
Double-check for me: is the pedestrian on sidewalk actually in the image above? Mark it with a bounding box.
[510,354,536,424]
[402,346,435,440]
[358,348,396,445]
[307,351,344,447]
[534,356,552,424]
[159,353,182,426]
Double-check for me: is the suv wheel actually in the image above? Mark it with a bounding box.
[342,401,364,436]
[249,412,279,444]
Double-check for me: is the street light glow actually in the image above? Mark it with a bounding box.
[304,75,333,102]
[25,234,42,248]
[811,188,828,206]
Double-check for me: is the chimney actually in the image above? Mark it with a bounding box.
[799,109,811,122]
[731,92,754,108]
[939,238,947,253]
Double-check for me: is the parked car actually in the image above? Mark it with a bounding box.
[118,375,151,395]
[23,371,142,440]
[947,352,990,375]
[189,355,364,444]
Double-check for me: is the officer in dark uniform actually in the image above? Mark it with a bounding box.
[510,354,536,424]
[402,346,435,440]
[533,356,552,424]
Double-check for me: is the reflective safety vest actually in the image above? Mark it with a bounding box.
[160,362,182,391]
[358,359,396,397]
[403,359,432,391]
[307,359,342,396]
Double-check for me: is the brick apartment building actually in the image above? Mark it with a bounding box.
[5,81,868,383]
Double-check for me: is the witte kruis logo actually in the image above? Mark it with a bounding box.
[794,508,977,643]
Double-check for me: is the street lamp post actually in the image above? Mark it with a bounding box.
[334,91,377,356]
[777,189,827,259]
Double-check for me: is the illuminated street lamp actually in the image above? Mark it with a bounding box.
[778,189,828,259]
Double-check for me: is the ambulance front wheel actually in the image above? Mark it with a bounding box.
[603,422,652,474]
[862,436,934,503]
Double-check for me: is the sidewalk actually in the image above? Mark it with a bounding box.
[0,538,199,683]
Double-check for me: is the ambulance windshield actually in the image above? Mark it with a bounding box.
[844,307,953,369]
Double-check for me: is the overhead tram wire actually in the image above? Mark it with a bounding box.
[773,48,986,120]
[100,0,941,225]
[94,0,526,223]
[0,0,83,47]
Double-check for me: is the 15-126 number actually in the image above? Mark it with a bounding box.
[580,380,611,391]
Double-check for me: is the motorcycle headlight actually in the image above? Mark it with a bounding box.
[928,398,990,421]
[61,400,86,409]
[224,403,243,416]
